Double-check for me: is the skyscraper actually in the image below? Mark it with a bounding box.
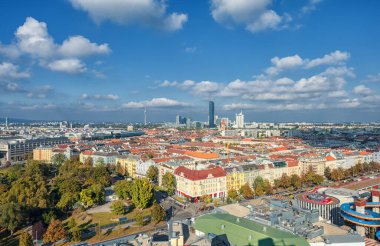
[209,101,215,128]
[236,111,245,128]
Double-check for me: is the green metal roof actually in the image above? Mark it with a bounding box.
[194,213,309,246]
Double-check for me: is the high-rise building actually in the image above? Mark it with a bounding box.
[236,111,245,128]
[209,101,215,128]
[176,115,182,125]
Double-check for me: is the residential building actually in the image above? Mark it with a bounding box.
[174,165,226,201]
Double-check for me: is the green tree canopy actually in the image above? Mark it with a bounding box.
[147,166,159,182]
[19,231,33,246]
[0,202,23,235]
[114,180,133,200]
[162,172,176,195]
[110,200,127,215]
[131,178,154,209]
[52,153,67,167]
[151,203,166,223]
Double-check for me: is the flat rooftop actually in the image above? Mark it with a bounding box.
[194,213,309,246]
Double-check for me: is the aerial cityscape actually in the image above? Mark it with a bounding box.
[1,1,380,246]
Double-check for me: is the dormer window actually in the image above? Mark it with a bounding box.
[207,173,214,178]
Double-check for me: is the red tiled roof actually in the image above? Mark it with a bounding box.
[174,166,226,181]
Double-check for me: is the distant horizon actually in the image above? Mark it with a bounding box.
[1,1,380,121]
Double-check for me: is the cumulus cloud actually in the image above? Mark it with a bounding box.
[15,17,57,58]
[81,93,119,100]
[0,17,110,74]
[59,36,111,57]
[48,58,86,74]
[159,80,178,87]
[0,62,30,80]
[266,55,304,75]
[191,81,222,97]
[301,0,323,14]
[69,0,188,31]
[265,51,351,76]
[122,98,190,109]
[353,85,372,95]
[362,73,380,83]
[211,0,289,33]
[306,50,350,68]
[0,81,25,93]
[27,85,54,98]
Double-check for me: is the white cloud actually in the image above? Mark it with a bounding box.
[266,54,303,75]
[81,93,119,100]
[27,85,53,98]
[327,90,348,98]
[48,58,86,74]
[211,0,290,33]
[0,62,30,80]
[15,17,56,58]
[223,103,257,110]
[191,81,221,97]
[306,50,350,68]
[59,36,111,57]
[246,10,282,32]
[301,0,323,14]
[184,47,197,53]
[353,85,372,95]
[362,73,380,83]
[122,97,190,108]
[320,66,355,78]
[0,81,25,93]
[69,0,188,31]
[1,17,111,75]
[179,80,195,89]
[275,77,294,85]
[159,80,177,87]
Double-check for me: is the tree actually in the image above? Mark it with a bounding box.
[71,227,82,242]
[254,185,264,197]
[162,172,176,195]
[240,183,254,199]
[290,174,301,189]
[95,157,105,167]
[131,178,154,209]
[43,219,67,243]
[67,217,77,230]
[201,194,212,204]
[19,231,33,246]
[279,174,291,189]
[42,210,57,225]
[52,153,67,167]
[324,167,331,180]
[147,166,159,182]
[80,184,105,208]
[84,157,93,166]
[0,202,23,235]
[114,180,133,200]
[227,189,239,200]
[110,201,127,215]
[135,214,147,226]
[151,203,166,223]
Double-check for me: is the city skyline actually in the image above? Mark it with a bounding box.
[1,1,380,122]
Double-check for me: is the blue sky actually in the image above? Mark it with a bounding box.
[0,0,380,123]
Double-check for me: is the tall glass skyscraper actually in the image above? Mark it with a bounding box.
[209,101,215,128]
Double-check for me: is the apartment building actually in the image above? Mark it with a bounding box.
[174,166,226,201]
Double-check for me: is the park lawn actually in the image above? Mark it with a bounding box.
[90,212,122,226]
[86,221,166,244]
